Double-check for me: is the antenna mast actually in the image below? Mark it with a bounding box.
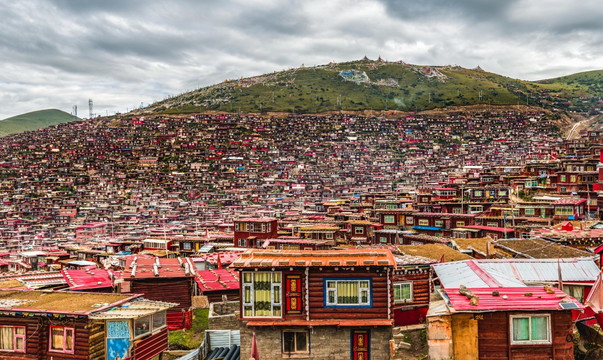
[89,99,94,119]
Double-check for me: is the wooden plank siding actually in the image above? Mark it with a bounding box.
[307,269,392,320]
[0,315,41,360]
[128,278,193,310]
[477,311,574,360]
[88,320,106,360]
[132,327,168,360]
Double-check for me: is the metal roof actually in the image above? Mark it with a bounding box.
[89,299,178,320]
[443,286,584,312]
[433,258,599,289]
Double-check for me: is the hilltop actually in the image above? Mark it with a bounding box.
[146,59,603,114]
[0,109,80,137]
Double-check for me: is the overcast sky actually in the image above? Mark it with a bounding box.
[1,0,601,119]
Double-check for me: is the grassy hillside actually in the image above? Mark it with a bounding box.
[148,60,603,114]
[0,109,80,137]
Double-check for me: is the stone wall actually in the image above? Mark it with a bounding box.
[208,301,240,330]
[240,324,392,360]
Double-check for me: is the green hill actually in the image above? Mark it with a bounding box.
[148,60,603,114]
[0,109,81,137]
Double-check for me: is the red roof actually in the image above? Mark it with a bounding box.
[195,269,239,292]
[62,268,121,291]
[191,252,243,266]
[552,198,587,205]
[231,249,396,269]
[444,287,583,312]
[235,218,277,223]
[463,225,515,233]
[124,256,194,279]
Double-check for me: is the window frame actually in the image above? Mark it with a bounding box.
[354,226,364,234]
[509,314,551,345]
[324,278,372,308]
[48,326,75,354]
[393,282,413,304]
[418,219,429,226]
[383,215,395,224]
[242,271,283,318]
[0,325,26,353]
[134,315,152,338]
[282,329,310,355]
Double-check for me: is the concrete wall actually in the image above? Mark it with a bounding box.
[208,301,240,330]
[240,325,392,360]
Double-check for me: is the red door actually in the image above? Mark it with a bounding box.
[285,275,302,314]
[351,330,369,360]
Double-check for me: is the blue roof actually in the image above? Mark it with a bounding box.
[412,226,442,231]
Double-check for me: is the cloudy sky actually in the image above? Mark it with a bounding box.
[1,0,601,119]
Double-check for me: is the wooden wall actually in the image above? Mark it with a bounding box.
[0,315,41,360]
[88,320,106,360]
[476,311,574,360]
[307,268,392,320]
[132,327,168,360]
[129,278,193,310]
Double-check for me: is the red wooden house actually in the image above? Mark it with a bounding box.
[124,256,195,330]
[0,290,174,360]
[233,218,278,248]
[232,249,396,360]
[392,254,435,326]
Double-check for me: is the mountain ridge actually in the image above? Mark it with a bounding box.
[145,59,603,115]
[0,109,81,137]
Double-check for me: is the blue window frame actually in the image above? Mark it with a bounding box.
[324,278,372,308]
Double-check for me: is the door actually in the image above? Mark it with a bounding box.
[351,330,370,360]
[285,275,302,314]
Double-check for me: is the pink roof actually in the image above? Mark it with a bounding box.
[444,287,583,312]
[464,225,515,233]
[124,256,194,279]
[552,198,587,205]
[61,268,121,290]
[195,269,239,292]
[235,218,277,223]
[191,252,243,266]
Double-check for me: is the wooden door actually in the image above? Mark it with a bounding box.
[285,275,302,314]
[351,330,369,360]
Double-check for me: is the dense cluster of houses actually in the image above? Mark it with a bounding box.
[0,110,601,358]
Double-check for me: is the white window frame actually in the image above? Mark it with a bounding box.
[525,208,535,216]
[393,282,413,303]
[509,314,551,345]
[325,279,371,307]
[384,215,395,224]
[242,271,282,318]
[453,208,462,214]
[418,219,429,226]
[354,227,364,234]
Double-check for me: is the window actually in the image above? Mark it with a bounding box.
[261,224,266,233]
[474,190,482,197]
[406,216,414,225]
[249,224,255,232]
[0,326,25,352]
[560,175,566,182]
[235,223,239,231]
[394,283,413,303]
[134,315,152,337]
[152,311,166,330]
[418,219,429,226]
[282,330,309,355]
[325,279,371,307]
[267,223,271,232]
[563,285,585,303]
[570,175,576,183]
[238,239,246,247]
[384,215,395,224]
[379,237,387,243]
[555,206,573,216]
[456,221,465,227]
[183,242,192,250]
[510,314,551,345]
[435,220,444,228]
[354,227,364,234]
[49,326,74,353]
[325,233,333,240]
[453,208,462,214]
[525,208,535,216]
[242,272,282,317]
[498,190,507,196]
[487,222,499,227]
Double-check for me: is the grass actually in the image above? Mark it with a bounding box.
[149,60,603,115]
[168,308,210,350]
[0,109,81,137]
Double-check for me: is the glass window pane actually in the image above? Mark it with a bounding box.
[243,273,252,283]
[273,285,280,304]
[531,317,548,341]
[15,327,24,335]
[295,332,307,352]
[401,284,411,300]
[512,318,529,341]
[50,328,64,350]
[15,337,24,350]
[0,327,14,350]
[65,329,73,351]
[283,332,294,353]
[394,285,401,301]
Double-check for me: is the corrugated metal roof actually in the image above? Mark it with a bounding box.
[433,258,599,289]
[443,286,583,312]
[89,299,178,320]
